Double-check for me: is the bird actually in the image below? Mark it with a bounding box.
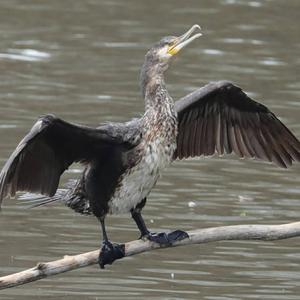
[0,24,300,268]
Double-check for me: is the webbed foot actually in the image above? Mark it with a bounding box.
[146,230,189,245]
[98,240,125,269]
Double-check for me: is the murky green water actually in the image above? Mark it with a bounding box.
[0,0,299,299]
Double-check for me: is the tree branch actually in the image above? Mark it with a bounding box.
[1,222,300,290]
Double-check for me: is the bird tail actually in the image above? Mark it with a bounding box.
[18,179,75,208]
[18,189,67,209]
[18,179,92,215]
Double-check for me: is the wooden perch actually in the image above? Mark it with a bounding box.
[1,221,300,290]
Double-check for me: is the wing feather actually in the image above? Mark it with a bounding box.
[174,81,300,168]
[0,114,133,206]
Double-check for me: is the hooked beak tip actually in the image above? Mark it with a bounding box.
[167,24,202,55]
[193,24,202,30]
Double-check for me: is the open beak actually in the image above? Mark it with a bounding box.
[167,24,202,56]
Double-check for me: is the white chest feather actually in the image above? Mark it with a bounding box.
[108,138,175,214]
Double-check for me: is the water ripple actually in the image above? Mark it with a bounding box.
[0,49,51,62]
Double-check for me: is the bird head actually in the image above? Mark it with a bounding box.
[145,24,202,67]
[141,25,202,97]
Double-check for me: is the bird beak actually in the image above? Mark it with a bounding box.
[167,24,202,56]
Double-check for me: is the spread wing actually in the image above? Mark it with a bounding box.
[0,114,132,206]
[174,81,300,168]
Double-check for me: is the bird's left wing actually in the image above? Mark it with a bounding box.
[174,81,300,168]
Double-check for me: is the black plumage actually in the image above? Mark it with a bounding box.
[175,80,300,167]
[0,25,299,268]
[0,115,137,206]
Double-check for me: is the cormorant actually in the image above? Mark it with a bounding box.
[0,25,299,268]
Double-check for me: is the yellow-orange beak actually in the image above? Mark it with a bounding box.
[167,24,202,56]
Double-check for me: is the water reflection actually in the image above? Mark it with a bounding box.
[0,0,300,299]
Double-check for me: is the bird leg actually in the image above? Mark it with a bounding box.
[131,208,150,238]
[98,217,125,269]
[131,208,189,245]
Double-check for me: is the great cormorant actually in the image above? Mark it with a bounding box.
[0,25,299,268]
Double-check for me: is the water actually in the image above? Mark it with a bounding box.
[0,0,300,299]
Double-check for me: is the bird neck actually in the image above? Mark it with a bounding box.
[140,59,170,110]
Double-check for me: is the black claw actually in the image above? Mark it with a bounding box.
[147,232,170,245]
[98,241,125,269]
[168,230,189,242]
[146,230,189,246]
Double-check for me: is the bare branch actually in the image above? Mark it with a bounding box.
[1,222,300,290]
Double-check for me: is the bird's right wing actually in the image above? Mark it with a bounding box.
[0,114,132,207]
